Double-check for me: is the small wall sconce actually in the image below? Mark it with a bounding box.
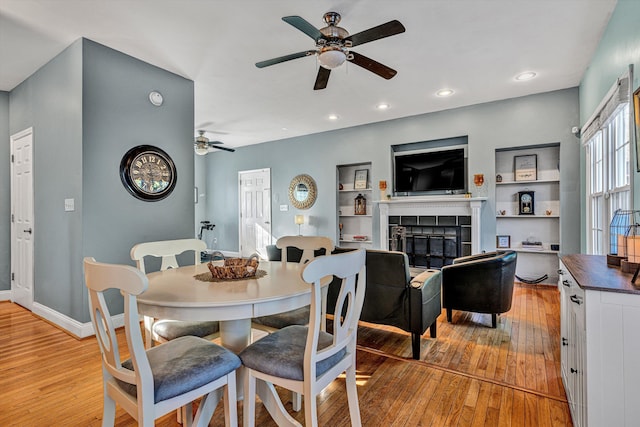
[295,214,304,235]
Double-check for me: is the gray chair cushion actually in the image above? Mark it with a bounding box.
[117,336,240,402]
[239,325,346,381]
[252,306,310,329]
[152,320,219,341]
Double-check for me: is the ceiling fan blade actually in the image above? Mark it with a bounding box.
[348,51,397,80]
[256,50,316,68]
[211,145,235,153]
[345,20,405,47]
[207,140,224,145]
[314,67,331,90]
[282,16,324,41]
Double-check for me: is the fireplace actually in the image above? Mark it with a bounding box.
[391,218,465,268]
[378,197,486,264]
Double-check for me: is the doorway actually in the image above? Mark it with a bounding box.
[239,168,272,258]
[10,128,34,310]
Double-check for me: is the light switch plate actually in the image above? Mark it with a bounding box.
[64,198,75,212]
[279,204,289,211]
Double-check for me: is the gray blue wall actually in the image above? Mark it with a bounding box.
[7,38,195,322]
[205,88,581,257]
[579,0,640,251]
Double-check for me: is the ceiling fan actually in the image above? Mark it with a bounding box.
[194,130,235,154]
[255,12,405,90]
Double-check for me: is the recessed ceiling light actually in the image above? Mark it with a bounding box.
[328,114,339,120]
[377,103,390,110]
[515,71,537,81]
[436,89,454,97]
[282,127,288,131]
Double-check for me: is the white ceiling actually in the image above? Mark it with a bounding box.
[0,0,616,149]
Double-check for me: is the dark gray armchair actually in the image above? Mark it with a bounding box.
[441,250,517,328]
[327,249,442,360]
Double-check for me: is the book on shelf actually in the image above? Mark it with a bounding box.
[521,241,544,250]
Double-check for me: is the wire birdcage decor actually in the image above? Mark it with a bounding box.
[609,210,640,257]
[609,209,640,283]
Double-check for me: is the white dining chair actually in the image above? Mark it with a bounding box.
[252,235,334,334]
[83,257,240,427]
[240,248,366,427]
[130,239,219,348]
[251,235,334,411]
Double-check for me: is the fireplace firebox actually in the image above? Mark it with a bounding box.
[390,215,470,269]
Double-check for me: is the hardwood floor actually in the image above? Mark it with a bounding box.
[0,283,572,426]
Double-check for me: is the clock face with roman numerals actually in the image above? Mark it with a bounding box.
[120,145,177,201]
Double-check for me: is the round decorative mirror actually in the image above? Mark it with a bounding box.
[289,174,317,209]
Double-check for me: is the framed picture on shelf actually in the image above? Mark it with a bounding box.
[514,154,537,181]
[354,169,368,189]
[633,86,640,172]
[496,235,511,249]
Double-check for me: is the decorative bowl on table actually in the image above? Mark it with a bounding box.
[207,253,260,279]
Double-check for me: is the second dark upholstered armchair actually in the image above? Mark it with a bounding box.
[327,249,442,360]
[441,250,517,328]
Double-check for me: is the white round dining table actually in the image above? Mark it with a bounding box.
[137,260,315,352]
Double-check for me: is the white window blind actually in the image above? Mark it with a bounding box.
[585,71,632,255]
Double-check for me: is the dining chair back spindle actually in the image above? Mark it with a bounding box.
[240,248,366,427]
[83,257,240,427]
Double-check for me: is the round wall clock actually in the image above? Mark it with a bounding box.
[120,145,177,201]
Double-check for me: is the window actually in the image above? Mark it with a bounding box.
[585,77,631,255]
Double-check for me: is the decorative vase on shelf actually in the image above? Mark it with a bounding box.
[379,180,387,200]
[473,173,487,197]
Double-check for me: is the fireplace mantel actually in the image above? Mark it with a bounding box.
[377,197,487,254]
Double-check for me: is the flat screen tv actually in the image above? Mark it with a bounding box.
[393,148,467,196]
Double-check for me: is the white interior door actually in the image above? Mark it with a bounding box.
[10,128,35,310]
[239,169,271,258]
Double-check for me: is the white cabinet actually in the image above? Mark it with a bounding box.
[495,144,560,283]
[337,162,373,248]
[559,262,586,427]
[559,255,640,427]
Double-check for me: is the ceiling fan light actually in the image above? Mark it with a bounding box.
[194,143,209,156]
[318,50,347,69]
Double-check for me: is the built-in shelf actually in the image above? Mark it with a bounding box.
[496,214,560,218]
[337,162,373,249]
[339,188,373,192]
[512,248,559,254]
[495,143,561,284]
[496,178,560,185]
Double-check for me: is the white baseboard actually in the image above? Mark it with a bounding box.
[32,302,124,339]
[0,290,11,301]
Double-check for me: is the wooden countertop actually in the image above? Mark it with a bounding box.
[561,254,640,295]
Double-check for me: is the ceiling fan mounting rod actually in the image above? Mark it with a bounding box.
[323,11,341,26]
